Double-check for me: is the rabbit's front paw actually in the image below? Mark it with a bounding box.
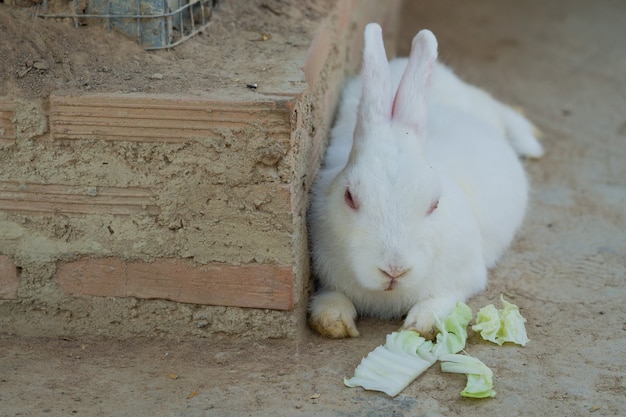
[402,310,438,340]
[308,291,359,338]
[310,313,359,338]
[403,297,460,340]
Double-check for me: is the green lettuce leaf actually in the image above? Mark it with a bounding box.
[472,295,529,346]
[344,302,472,396]
[498,296,530,346]
[432,301,473,356]
[439,353,496,398]
[344,299,528,398]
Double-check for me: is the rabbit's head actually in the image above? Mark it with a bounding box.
[318,25,446,294]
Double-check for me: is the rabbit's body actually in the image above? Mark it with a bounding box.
[308,25,542,339]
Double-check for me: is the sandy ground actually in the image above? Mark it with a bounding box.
[1,0,625,416]
[0,0,331,98]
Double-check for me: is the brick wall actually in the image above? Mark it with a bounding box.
[0,0,402,338]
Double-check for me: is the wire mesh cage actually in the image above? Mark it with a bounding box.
[36,0,218,50]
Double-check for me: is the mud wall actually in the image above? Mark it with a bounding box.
[0,0,402,338]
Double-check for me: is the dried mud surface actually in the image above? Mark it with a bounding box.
[0,0,331,98]
[1,0,626,416]
[0,0,338,339]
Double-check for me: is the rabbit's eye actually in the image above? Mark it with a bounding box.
[427,198,439,215]
[344,188,359,211]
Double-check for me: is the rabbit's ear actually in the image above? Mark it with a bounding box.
[355,23,393,138]
[392,29,438,136]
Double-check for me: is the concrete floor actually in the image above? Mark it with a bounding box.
[1,0,625,416]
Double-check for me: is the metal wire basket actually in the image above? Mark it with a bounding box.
[37,0,218,50]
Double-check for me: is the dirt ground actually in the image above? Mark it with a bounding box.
[1,0,625,416]
[0,0,332,99]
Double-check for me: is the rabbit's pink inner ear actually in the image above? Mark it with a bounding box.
[356,23,393,131]
[391,29,438,136]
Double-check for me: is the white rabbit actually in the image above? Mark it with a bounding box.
[308,23,542,339]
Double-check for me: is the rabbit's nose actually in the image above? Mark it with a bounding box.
[380,265,410,279]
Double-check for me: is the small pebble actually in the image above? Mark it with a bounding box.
[33,61,49,70]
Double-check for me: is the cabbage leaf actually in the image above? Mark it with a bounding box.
[344,302,472,397]
[432,301,473,356]
[472,295,529,346]
[439,353,496,398]
[343,330,436,397]
[344,298,528,398]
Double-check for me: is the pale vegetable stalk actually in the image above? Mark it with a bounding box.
[439,353,496,398]
[343,332,436,397]
[344,302,472,397]
[344,298,529,398]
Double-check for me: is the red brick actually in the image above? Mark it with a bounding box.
[0,255,18,299]
[56,257,295,310]
[49,94,292,143]
[0,181,160,216]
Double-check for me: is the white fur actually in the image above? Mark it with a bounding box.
[308,24,542,338]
